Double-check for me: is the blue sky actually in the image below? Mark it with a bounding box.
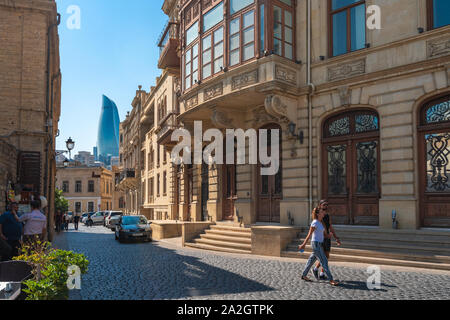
[55,0,166,155]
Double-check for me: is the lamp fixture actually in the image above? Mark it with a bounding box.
[288,122,304,144]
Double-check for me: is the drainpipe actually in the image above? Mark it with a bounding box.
[44,13,61,241]
[307,0,315,226]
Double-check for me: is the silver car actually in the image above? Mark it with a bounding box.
[83,211,106,226]
[104,211,123,229]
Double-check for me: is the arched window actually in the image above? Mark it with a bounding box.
[418,94,450,227]
[322,109,380,226]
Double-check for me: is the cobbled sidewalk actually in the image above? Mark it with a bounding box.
[52,224,450,300]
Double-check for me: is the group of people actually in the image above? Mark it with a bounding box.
[299,199,342,286]
[54,210,81,233]
[0,200,47,262]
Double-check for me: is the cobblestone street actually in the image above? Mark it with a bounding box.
[53,224,450,300]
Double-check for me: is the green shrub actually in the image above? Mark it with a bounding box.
[14,240,89,300]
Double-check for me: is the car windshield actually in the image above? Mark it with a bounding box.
[121,216,147,225]
[111,212,122,216]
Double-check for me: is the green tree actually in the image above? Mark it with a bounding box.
[55,188,69,213]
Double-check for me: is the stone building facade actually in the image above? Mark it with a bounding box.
[156,0,450,231]
[56,165,117,213]
[0,0,61,240]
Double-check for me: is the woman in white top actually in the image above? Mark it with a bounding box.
[298,206,339,286]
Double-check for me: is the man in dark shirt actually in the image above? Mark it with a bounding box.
[0,202,23,260]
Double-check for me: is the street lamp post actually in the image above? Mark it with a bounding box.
[65,137,75,160]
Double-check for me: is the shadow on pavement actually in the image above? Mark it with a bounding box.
[338,280,397,292]
[52,226,275,300]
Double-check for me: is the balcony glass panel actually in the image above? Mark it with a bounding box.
[285,43,292,59]
[279,0,292,6]
[243,43,254,60]
[274,38,281,55]
[230,0,254,15]
[214,58,223,73]
[186,21,198,46]
[230,50,240,66]
[203,2,224,32]
[230,33,240,50]
[285,10,293,27]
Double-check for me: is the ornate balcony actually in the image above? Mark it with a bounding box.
[158,22,180,73]
[156,112,179,148]
[116,168,138,190]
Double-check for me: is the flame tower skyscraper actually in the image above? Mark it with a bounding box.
[97,95,120,166]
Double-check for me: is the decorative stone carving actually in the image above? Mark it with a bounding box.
[264,95,290,124]
[232,69,258,90]
[185,95,198,110]
[327,59,366,82]
[204,82,223,101]
[337,86,351,107]
[275,65,297,85]
[427,37,450,58]
[211,108,234,128]
[252,106,280,127]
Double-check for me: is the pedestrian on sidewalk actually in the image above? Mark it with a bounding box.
[312,200,342,280]
[73,211,81,230]
[63,212,69,231]
[55,210,63,233]
[0,201,23,260]
[298,204,339,286]
[13,200,47,245]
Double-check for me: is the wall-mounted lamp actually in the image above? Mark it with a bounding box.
[365,43,371,49]
[288,122,304,144]
[418,27,424,34]
[220,66,228,72]
[319,56,325,61]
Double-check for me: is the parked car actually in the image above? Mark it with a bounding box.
[107,215,121,231]
[115,215,152,243]
[67,212,74,223]
[104,211,123,229]
[84,211,106,226]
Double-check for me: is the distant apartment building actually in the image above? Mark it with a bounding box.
[74,151,96,167]
[56,164,118,213]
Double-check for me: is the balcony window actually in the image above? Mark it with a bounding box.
[230,9,255,66]
[203,2,224,33]
[202,27,224,79]
[429,0,450,29]
[330,0,366,57]
[273,5,293,59]
[185,43,199,90]
[230,0,254,15]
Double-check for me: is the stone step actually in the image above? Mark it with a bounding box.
[293,233,450,254]
[287,241,450,258]
[204,229,252,239]
[282,249,450,271]
[193,237,252,251]
[286,242,450,264]
[185,242,252,255]
[200,233,252,244]
[210,224,252,233]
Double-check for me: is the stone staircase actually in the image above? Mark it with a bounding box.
[282,226,450,270]
[184,222,252,254]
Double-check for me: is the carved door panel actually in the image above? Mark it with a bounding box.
[201,163,209,221]
[222,164,236,221]
[351,139,380,225]
[418,95,450,228]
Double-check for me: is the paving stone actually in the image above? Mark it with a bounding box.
[52,224,450,300]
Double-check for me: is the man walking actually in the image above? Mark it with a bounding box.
[13,200,47,244]
[73,211,81,230]
[0,202,23,260]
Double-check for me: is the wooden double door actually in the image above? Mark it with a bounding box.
[257,123,282,223]
[222,164,237,221]
[418,94,450,227]
[322,110,380,225]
